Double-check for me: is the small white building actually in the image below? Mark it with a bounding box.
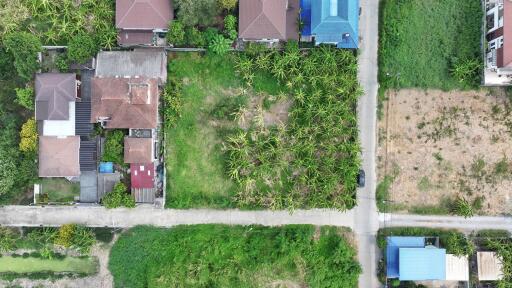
[477,252,504,281]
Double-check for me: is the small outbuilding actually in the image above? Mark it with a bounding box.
[478,252,504,281]
[39,136,80,177]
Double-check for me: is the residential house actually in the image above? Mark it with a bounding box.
[484,0,512,85]
[301,0,359,48]
[116,0,173,46]
[92,50,166,203]
[238,0,300,43]
[386,237,469,282]
[35,73,80,178]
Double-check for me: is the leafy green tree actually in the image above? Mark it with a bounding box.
[15,87,34,110]
[0,0,29,36]
[167,21,186,46]
[102,130,125,165]
[67,32,98,64]
[3,32,42,81]
[162,78,183,129]
[208,34,232,55]
[218,0,237,10]
[19,117,37,154]
[102,182,135,208]
[175,0,220,27]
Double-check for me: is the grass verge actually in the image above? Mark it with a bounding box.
[0,256,97,274]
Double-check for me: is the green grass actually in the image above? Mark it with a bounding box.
[0,256,97,274]
[165,53,240,208]
[109,225,361,288]
[379,0,482,90]
[39,178,79,203]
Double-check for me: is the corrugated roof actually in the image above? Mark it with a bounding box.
[116,0,173,30]
[39,136,80,177]
[399,247,446,281]
[386,237,425,278]
[35,73,76,121]
[445,254,469,281]
[310,0,359,48]
[131,163,155,189]
[478,252,504,281]
[239,0,299,40]
[124,137,153,163]
[91,77,159,129]
[95,51,167,83]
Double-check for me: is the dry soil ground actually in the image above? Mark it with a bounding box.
[378,88,512,215]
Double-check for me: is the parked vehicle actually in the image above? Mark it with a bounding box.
[357,169,365,188]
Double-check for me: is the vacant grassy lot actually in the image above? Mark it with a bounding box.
[379,0,482,90]
[39,178,80,203]
[377,88,512,215]
[109,225,361,288]
[0,256,98,274]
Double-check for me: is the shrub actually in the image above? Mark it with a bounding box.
[175,0,220,27]
[208,34,232,55]
[450,57,481,88]
[185,27,206,47]
[244,42,268,56]
[167,21,186,46]
[445,232,475,256]
[54,224,96,254]
[102,182,135,209]
[210,95,248,120]
[451,196,474,218]
[223,15,238,40]
[55,54,69,72]
[102,130,125,165]
[3,32,42,81]
[15,87,34,110]
[67,33,98,64]
[54,224,76,248]
[391,279,401,287]
[203,27,221,45]
[0,227,18,252]
[19,118,38,154]
[162,78,183,129]
[218,0,237,10]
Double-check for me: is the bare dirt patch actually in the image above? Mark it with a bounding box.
[378,88,512,215]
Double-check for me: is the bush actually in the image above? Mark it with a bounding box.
[162,78,183,129]
[223,15,238,40]
[54,224,96,254]
[15,87,34,110]
[451,196,474,218]
[445,232,475,256]
[208,34,232,55]
[0,227,19,252]
[218,0,237,10]
[55,54,69,72]
[3,32,42,81]
[67,33,98,64]
[185,27,206,47]
[19,118,38,154]
[92,228,115,243]
[167,21,186,46]
[210,95,248,120]
[450,57,481,88]
[175,0,220,27]
[203,27,221,45]
[102,130,125,165]
[102,182,135,209]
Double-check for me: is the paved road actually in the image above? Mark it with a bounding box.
[355,0,380,287]
[381,213,512,232]
[0,206,355,228]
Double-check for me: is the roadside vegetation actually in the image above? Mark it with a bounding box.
[165,45,361,210]
[109,225,361,288]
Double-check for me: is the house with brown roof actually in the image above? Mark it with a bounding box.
[35,73,81,178]
[116,0,174,46]
[484,0,512,85]
[239,0,300,43]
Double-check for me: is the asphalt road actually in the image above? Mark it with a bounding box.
[355,0,381,287]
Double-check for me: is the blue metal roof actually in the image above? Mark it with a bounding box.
[399,248,446,281]
[310,0,359,48]
[300,0,312,36]
[386,237,425,278]
[99,162,113,174]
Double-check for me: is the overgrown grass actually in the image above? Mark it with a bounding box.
[379,0,482,91]
[39,178,79,203]
[109,225,361,288]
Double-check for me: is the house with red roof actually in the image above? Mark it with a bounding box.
[484,0,512,85]
[116,0,174,46]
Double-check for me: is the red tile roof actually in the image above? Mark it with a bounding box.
[130,163,155,189]
[116,0,173,30]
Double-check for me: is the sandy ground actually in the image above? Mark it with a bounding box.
[0,234,119,288]
[378,88,512,215]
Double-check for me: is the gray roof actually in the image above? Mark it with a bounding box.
[95,51,167,83]
[35,73,77,120]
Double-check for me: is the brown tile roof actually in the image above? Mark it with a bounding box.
[502,0,512,67]
[35,73,76,121]
[118,30,154,45]
[239,0,299,40]
[91,77,159,129]
[39,136,80,177]
[116,0,173,30]
[124,137,153,163]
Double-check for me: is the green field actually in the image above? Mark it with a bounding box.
[379,0,482,90]
[0,256,98,274]
[109,225,361,288]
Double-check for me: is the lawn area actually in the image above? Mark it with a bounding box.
[165,47,361,210]
[0,256,98,274]
[379,0,482,90]
[109,225,361,288]
[39,178,80,203]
